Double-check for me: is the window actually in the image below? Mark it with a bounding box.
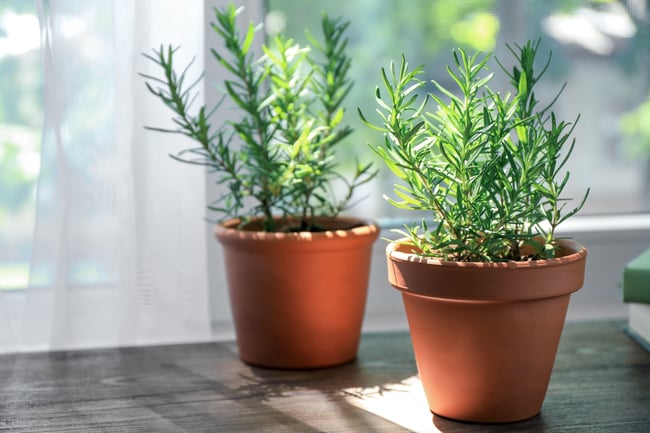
[0,1,42,290]
[3,1,648,337]
[266,0,650,217]
[261,0,650,325]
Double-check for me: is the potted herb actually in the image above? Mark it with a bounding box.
[141,3,378,369]
[360,39,589,422]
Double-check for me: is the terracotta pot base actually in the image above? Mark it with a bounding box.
[404,291,572,422]
[241,355,358,371]
[432,410,541,425]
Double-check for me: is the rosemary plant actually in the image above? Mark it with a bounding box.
[141,3,375,232]
[360,40,588,261]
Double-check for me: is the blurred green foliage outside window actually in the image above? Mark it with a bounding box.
[267,0,650,216]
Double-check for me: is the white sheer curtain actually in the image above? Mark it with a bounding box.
[2,0,214,352]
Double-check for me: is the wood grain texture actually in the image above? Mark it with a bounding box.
[1,321,648,432]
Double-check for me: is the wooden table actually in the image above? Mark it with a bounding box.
[1,320,649,432]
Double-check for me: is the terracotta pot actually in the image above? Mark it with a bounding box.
[215,216,379,369]
[386,239,587,423]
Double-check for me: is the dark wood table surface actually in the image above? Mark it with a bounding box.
[1,320,649,432]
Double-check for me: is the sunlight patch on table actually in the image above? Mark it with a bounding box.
[342,375,442,433]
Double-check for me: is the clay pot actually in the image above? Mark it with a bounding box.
[215,216,379,369]
[386,239,587,423]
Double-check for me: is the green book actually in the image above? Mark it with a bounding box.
[623,248,650,304]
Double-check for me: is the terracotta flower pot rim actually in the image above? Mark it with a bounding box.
[387,238,586,269]
[386,238,587,302]
[215,215,379,244]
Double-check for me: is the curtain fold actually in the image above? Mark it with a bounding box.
[8,0,211,352]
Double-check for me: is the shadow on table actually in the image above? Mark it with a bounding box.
[230,332,445,432]
[233,331,417,400]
